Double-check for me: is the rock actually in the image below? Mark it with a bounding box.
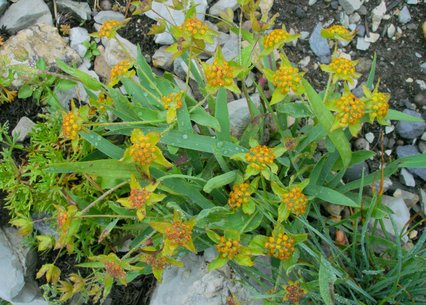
[152,46,174,70]
[349,12,361,24]
[222,33,239,61]
[419,140,426,153]
[393,189,419,208]
[295,6,306,18]
[344,162,369,181]
[173,57,201,81]
[399,6,411,24]
[406,0,417,3]
[420,189,426,215]
[365,132,375,143]
[228,94,261,137]
[371,1,386,32]
[370,177,393,194]
[396,145,426,181]
[356,57,372,73]
[308,0,318,5]
[94,47,110,80]
[209,0,238,16]
[57,0,91,20]
[331,1,339,9]
[0,226,47,305]
[103,34,137,66]
[100,0,112,10]
[149,252,262,305]
[400,168,415,187]
[354,137,370,150]
[385,125,395,134]
[416,80,426,91]
[69,27,90,58]
[387,24,396,38]
[12,117,35,142]
[356,37,370,50]
[94,10,125,24]
[0,24,81,69]
[378,195,410,242]
[0,0,8,15]
[395,109,426,139]
[0,0,52,34]
[338,0,363,14]
[365,32,380,43]
[145,0,207,45]
[309,22,331,63]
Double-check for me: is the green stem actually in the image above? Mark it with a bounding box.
[83,119,165,127]
[323,73,333,104]
[81,180,128,214]
[156,174,206,183]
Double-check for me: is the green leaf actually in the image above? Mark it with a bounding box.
[18,85,33,99]
[303,80,351,167]
[56,59,102,91]
[366,53,376,90]
[190,108,221,131]
[79,131,124,159]
[208,257,228,271]
[385,109,424,123]
[215,88,231,141]
[56,79,77,91]
[276,102,312,118]
[398,153,426,169]
[203,171,237,193]
[307,185,359,207]
[319,256,336,305]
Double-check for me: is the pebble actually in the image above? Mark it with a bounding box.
[331,1,339,10]
[365,32,380,43]
[12,117,35,142]
[358,5,367,15]
[371,1,387,32]
[356,37,371,50]
[100,0,112,10]
[396,145,426,181]
[356,24,366,37]
[94,10,125,24]
[365,132,375,143]
[354,137,370,150]
[387,24,396,38]
[394,188,419,208]
[416,80,426,91]
[209,0,238,16]
[399,6,411,25]
[344,162,369,182]
[385,125,395,134]
[420,63,426,74]
[406,0,418,4]
[338,0,362,14]
[418,141,426,153]
[395,109,426,139]
[152,46,174,70]
[309,22,331,63]
[400,168,416,187]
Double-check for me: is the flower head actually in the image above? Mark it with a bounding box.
[216,236,241,259]
[140,250,184,281]
[263,28,300,54]
[320,57,361,85]
[150,211,196,256]
[109,60,134,86]
[228,183,250,209]
[89,253,138,285]
[162,91,184,123]
[117,175,165,221]
[271,181,309,221]
[124,129,172,175]
[264,233,295,260]
[62,111,80,140]
[96,20,124,39]
[283,280,306,304]
[321,24,355,42]
[362,82,390,125]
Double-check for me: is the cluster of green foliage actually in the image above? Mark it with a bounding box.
[0,0,425,304]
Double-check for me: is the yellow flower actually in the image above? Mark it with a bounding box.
[282,186,308,216]
[321,24,355,42]
[162,91,184,123]
[109,60,134,86]
[97,20,123,39]
[216,236,241,259]
[179,17,208,39]
[140,252,183,282]
[320,57,361,85]
[262,28,300,54]
[124,129,172,175]
[228,183,250,209]
[362,82,390,125]
[264,233,295,260]
[62,111,80,140]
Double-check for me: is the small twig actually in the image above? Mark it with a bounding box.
[52,0,58,26]
[81,180,128,214]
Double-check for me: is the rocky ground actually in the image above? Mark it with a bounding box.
[0,0,425,305]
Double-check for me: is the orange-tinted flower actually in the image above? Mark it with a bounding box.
[245,145,275,171]
[264,233,295,260]
[362,82,390,125]
[62,111,80,140]
[162,91,184,123]
[228,183,250,209]
[321,24,355,42]
[321,57,361,85]
[263,28,300,53]
[216,236,241,259]
[140,251,183,281]
[180,17,208,38]
[89,253,137,285]
[109,60,134,86]
[97,20,122,39]
[282,186,308,216]
[283,280,306,304]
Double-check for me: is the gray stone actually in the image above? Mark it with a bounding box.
[400,168,415,187]
[100,0,112,10]
[0,0,8,15]
[421,62,426,75]
[420,189,426,215]
[344,162,369,182]
[309,23,331,63]
[371,1,386,32]
[70,27,90,58]
[331,1,339,9]
[173,57,201,81]
[406,0,418,3]
[57,0,91,20]
[356,37,370,51]
[0,24,81,69]
[12,117,35,142]
[0,0,52,34]
[152,46,174,70]
[365,132,375,143]
[414,92,426,107]
[338,0,363,14]
[209,0,238,16]
[103,34,137,66]
[396,145,426,181]
[418,141,426,153]
[354,137,370,150]
[94,10,125,24]
[356,57,372,73]
[387,24,396,38]
[222,33,239,61]
[379,196,410,242]
[0,227,47,305]
[395,109,426,139]
[399,6,411,24]
[393,189,419,208]
[149,252,262,305]
[228,94,261,137]
[356,24,366,37]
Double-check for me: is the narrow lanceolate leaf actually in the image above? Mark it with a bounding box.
[215,88,231,141]
[79,131,124,160]
[203,171,237,193]
[303,80,352,167]
[385,109,425,123]
[190,108,221,131]
[306,185,359,208]
[319,256,336,305]
[56,59,102,91]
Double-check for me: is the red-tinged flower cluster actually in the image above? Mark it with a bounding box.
[128,188,152,209]
[228,183,250,209]
[205,60,234,88]
[180,18,208,37]
[145,255,168,270]
[104,260,126,280]
[216,236,240,259]
[165,221,192,246]
[264,233,295,260]
[282,187,308,216]
[245,145,275,171]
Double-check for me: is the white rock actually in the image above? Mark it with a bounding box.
[385,125,395,134]
[228,94,261,137]
[339,12,350,27]
[299,56,311,68]
[365,32,380,43]
[400,168,416,187]
[149,252,262,305]
[365,132,375,143]
[309,0,318,5]
[393,189,419,208]
[349,12,361,24]
[356,37,371,50]
[103,34,138,66]
[406,77,414,83]
[222,33,239,60]
[379,196,411,242]
[152,46,174,70]
[94,10,125,24]
[399,6,411,24]
[209,0,238,16]
[406,0,418,3]
[70,27,90,58]
[371,1,387,32]
[57,0,91,20]
[300,31,310,40]
[0,0,8,15]
[416,80,426,90]
[387,24,396,38]
[0,0,53,34]
[338,0,363,14]
[12,117,35,142]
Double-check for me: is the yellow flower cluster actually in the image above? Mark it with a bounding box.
[129,134,158,166]
[145,255,168,270]
[57,209,69,227]
[245,145,275,171]
[205,61,234,88]
[165,221,192,246]
[162,92,183,110]
[272,66,302,95]
[98,20,121,38]
[62,112,80,140]
[228,183,250,209]
[264,233,295,260]
[180,18,207,37]
[110,60,131,84]
[335,93,365,127]
[329,58,356,78]
[263,29,289,48]
[129,188,151,209]
[326,25,350,37]
[370,92,389,119]
[282,187,307,215]
[216,236,240,259]
[104,260,125,279]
